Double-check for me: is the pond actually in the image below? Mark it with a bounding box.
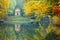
[0,15,51,40]
[0,16,39,40]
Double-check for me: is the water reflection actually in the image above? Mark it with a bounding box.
[14,24,22,40]
[0,22,39,40]
[15,24,21,32]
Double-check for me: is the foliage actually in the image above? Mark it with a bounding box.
[45,31,56,40]
[7,0,16,14]
[23,1,52,23]
[0,0,10,19]
[23,0,57,40]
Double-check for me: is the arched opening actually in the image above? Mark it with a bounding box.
[15,8,21,16]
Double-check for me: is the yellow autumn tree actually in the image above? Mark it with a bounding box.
[0,0,10,19]
[24,1,51,22]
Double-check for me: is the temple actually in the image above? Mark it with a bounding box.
[15,8,21,16]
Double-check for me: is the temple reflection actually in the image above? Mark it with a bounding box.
[15,24,21,32]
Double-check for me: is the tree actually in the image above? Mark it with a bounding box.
[23,1,51,23]
[23,0,56,40]
[7,0,16,15]
[0,0,10,19]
